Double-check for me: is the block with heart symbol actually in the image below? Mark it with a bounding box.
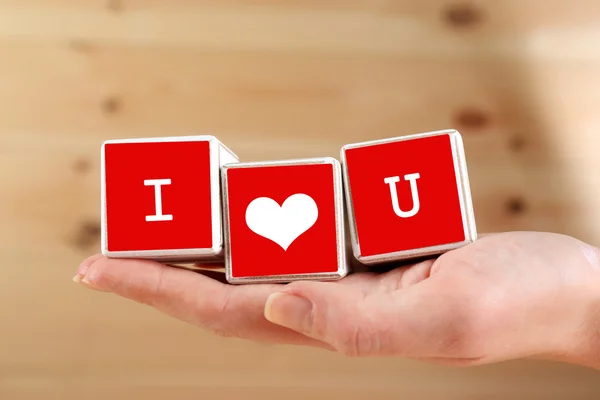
[341,129,477,265]
[101,135,239,262]
[221,157,348,283]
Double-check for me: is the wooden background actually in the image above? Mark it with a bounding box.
[2,0,600,398]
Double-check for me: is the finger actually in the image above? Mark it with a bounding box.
[165,262,224,270]
[191,262,226,271]
[264,275,472,358]
[410,356,484,367]
[374,259,435,291]
[73,253,105,281]
[76,255,333,349]
[165,264,227,283]
[331,259,435,297]
[189,268,229,284]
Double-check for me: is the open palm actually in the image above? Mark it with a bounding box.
[74,231,600,368]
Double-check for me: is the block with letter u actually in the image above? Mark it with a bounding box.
[341,129,477,265]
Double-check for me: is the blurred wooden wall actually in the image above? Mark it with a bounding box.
[1,0,600,399]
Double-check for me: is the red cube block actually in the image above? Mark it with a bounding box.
[221,158,348,284]
[101,135,239,262]
[341,129,477,265]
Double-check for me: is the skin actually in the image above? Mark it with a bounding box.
[73,231,600,370]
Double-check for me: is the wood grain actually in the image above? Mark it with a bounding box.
[1,0,600,398]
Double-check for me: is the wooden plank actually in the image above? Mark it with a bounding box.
[0,1,598,58]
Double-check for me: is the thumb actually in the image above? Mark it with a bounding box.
[264,280,394,357]
[264,278,474,359]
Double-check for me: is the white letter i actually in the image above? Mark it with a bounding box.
[144,179,173,222]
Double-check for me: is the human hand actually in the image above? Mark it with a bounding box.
[74,231,600,369]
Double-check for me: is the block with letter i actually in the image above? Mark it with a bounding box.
[341,129,477,265]
[221,157,348,284]
[101,135,239,263]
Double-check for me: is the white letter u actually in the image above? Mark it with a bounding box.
[383,173,421,218]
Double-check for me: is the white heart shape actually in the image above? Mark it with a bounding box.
[245,193,319,251]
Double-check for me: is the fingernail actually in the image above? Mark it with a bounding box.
[76,254,102,279]
[72,273,97,289]
[73,273,100,290]
[264,293,314,334]
[79,275,109,292]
